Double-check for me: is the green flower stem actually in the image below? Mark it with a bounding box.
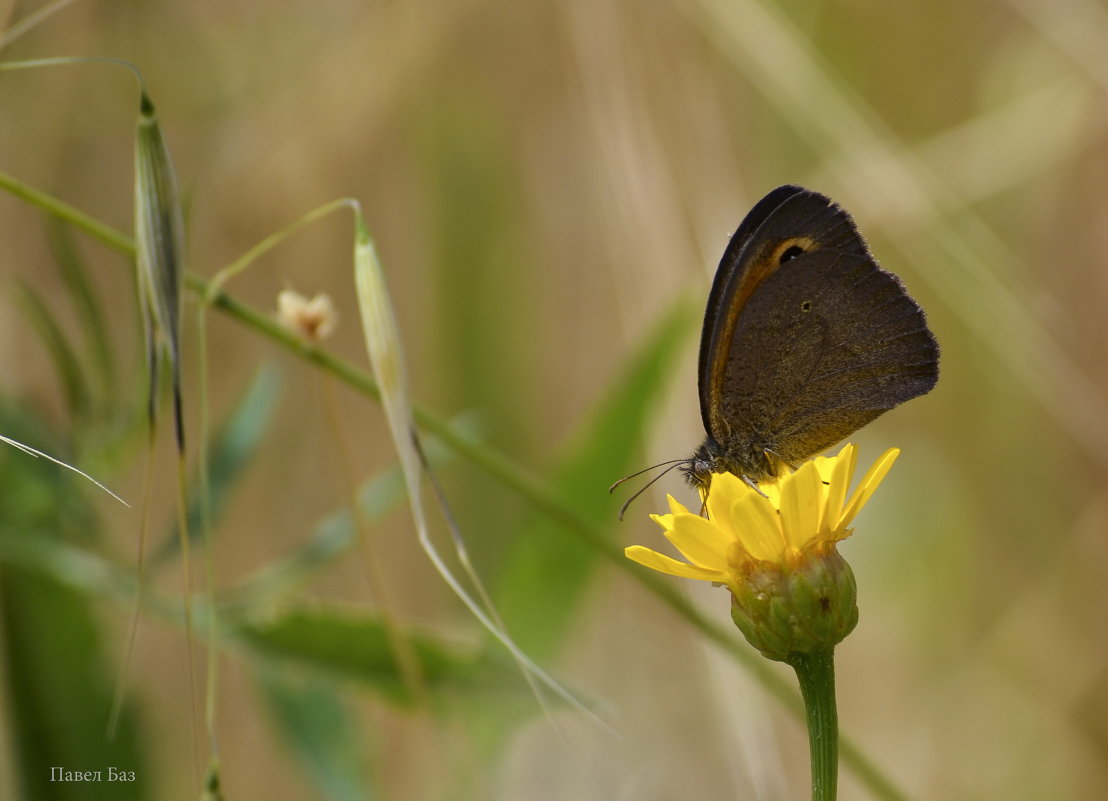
[790,648,840,801]
[0,171,909,801]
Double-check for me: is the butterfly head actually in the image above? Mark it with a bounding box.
[682,436,784,493]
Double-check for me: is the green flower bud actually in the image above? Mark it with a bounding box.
[728,544,858,663]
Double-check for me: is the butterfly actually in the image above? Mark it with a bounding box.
[680,185,939,490]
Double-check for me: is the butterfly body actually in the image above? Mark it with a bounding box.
[683,185,939,490]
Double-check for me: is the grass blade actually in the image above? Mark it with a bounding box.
[351,215,602,725]
[16,281,89,420]
[47,219,117,407]
[0,435,127,505]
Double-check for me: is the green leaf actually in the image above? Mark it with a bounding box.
[494,297,697,659]
[191,364,281,530]
[256,668,376,801]
[229,604,516,708]
[0,568,148,801]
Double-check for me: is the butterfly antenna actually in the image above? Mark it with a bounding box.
[616,461,685,521]
[608,458,685,493]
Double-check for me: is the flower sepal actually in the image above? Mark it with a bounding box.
[729,542,858,663]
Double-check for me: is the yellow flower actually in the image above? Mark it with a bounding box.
[625,443,899,660]
[625,443,897,589]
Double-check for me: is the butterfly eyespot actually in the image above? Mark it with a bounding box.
[800,300,813,312]
[778,244,806,264]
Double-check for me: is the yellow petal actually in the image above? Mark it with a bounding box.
[779,460,825,549]
[666,494,692,516]
[812,450,838,483]
[732,492,785,562]
[760,478,783,508]
[704,472,747,520]
[824,443,857,531]
[624,546,723,581]
[840,447,900,528]
[649,512,676,532]
[663,513,734,571]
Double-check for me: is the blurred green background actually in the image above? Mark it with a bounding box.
[2,0,1107,799]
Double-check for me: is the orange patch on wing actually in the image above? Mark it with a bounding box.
[707,235,820,420]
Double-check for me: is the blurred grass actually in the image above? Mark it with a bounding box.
[4,0,1108,799]
[0,407,145,801]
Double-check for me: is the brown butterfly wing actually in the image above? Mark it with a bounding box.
[701,188,873,436]
[716,249,938,464]
[697,184,808,434]
[699,188,938,476]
